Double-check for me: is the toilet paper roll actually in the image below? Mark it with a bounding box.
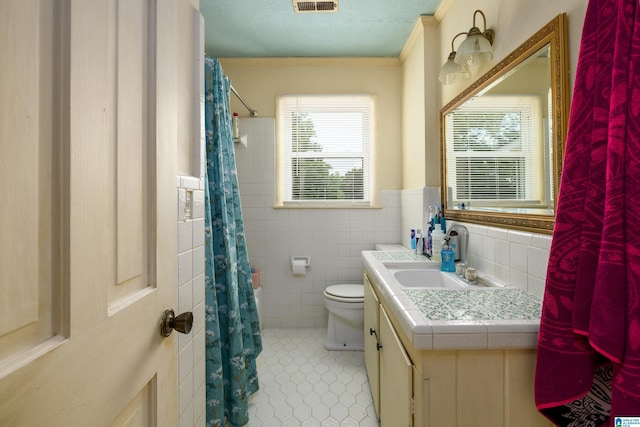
[292,259,306,275]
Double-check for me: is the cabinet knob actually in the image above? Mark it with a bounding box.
[377,342,383,351]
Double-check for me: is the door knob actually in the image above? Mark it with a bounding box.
[160,309,193,337]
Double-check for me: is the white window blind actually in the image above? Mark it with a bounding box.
[278,95,374,206]
[446,95,546,207]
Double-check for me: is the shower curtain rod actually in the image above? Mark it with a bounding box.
[230,84,258,117]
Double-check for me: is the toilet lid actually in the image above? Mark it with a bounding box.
[325,284,363,299]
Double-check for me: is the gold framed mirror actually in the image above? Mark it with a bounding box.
[440,13,569,234]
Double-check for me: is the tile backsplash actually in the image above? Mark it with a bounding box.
[464,223,551,298]
[399,187,551,298]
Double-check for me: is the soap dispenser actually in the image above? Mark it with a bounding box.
[441,240,456,272]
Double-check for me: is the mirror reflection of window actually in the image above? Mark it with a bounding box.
[439,13,569,233]
[446,95,553,210]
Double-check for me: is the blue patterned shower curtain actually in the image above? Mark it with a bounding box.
[204,56,262,427]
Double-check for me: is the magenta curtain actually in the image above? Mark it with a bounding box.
[535,0,640,425]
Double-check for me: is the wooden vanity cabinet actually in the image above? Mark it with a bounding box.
[364,272,552,427]
[364,274,413,425]
[363,275,381,417]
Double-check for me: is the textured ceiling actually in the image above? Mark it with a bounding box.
[201,0,443,58]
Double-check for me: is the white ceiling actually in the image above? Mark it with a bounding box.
[200,0,444,58]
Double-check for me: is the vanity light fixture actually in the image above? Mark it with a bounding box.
[454,10,495,67]
[439,32,472,85]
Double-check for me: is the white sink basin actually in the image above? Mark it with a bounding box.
[382,263,486,289]
[392,269,446,288]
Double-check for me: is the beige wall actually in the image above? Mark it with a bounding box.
[214,0,588,197]
[432,0,588,198]
[177,0,201,177]
[219,58,404,193]
[400,21,426,190]
[439,0,587,107]
[400,17,441,189]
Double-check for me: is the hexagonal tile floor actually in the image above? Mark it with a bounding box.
[240,328,379,426]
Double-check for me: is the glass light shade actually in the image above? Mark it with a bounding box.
[439,52,471,85]
[454,28,493,66]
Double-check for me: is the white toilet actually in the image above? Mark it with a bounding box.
[323,284,364,351]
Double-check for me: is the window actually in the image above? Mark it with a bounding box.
[445,95,549,208]
[277,95,374,206]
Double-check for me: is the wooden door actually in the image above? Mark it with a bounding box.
[379,306,413,427]
[0,0,182,425]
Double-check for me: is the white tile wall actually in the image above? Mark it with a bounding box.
[235,118,401,329]
[400,186,441,250]
[234,118,552,331]
[463,222,552,298]
[177,176,206,427]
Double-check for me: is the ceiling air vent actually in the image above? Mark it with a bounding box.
[293,0,338,13]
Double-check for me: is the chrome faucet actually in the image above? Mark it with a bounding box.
[445,224,469,266]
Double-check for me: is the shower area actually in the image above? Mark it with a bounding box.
[174,20,265,423]
[176,49,396,424]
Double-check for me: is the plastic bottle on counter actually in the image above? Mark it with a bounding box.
[449,230,460,261]
[425,207,434,257]
[440,241,456,272]
[431,224,445,262]
[438,204,446,233]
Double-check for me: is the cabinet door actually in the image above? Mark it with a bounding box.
[380,306,413,427]
[413,366,429,427]
[364,275,381,417]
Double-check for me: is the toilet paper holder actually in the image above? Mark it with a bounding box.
[291,256,311,271]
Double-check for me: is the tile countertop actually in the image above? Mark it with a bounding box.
[362,250,542,351]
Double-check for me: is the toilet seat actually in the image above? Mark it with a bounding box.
[324,284,364,303]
